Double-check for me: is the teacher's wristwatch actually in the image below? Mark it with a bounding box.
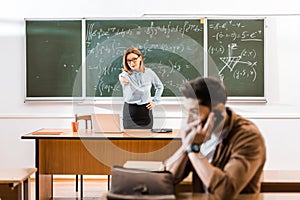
[186,143,201,153]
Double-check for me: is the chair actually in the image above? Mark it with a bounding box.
[75,114,92,198]
[74,114,111,198]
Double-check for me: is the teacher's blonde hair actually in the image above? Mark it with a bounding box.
[122,47,145,74]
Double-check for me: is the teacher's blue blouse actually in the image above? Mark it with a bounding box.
[119,68,164,105]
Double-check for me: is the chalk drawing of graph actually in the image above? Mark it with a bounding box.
[218,56,257,82]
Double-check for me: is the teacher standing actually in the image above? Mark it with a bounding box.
[119,47,164,129]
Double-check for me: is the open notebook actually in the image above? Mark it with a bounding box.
[91,114,122,133]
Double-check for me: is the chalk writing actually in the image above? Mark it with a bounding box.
[207,19,264,97]
[26,19,264,99]
[86,19,204,97]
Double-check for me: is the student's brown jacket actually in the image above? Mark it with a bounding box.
[181,108,266,199]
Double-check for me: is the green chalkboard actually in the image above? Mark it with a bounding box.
[25,18,265,100]
[26,20,82,98]
[85,19,204,97]
[207,19,264,97]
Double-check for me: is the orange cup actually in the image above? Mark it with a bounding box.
[71,122,79,132]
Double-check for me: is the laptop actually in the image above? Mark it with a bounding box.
[91,114,122,133]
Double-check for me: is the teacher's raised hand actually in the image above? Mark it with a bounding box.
[120,74,130,85]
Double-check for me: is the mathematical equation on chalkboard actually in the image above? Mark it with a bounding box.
[207,19,264,88]
[207,19,264,96]
[85,20,204,97]
[25,18,265,99]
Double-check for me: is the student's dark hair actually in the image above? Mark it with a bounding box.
[181,77,227,108]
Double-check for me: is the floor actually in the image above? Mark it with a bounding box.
[30,177,109,199]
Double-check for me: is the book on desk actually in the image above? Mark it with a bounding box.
[123,161,165,171]
[32,131,63,135]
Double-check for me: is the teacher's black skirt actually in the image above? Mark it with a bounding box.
[123,102,153,129]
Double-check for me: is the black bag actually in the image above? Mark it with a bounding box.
[107,165,176,200]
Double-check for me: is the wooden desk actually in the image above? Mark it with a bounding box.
[261,170,300,192]
[177,170,300,193]
[21,128,181,200]
[177,192,300,200]
[98,192,300,200]
[0,168,37,200]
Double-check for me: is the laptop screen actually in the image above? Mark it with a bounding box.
[91,114,122,133]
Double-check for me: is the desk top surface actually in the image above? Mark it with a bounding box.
[21,128,181,140]
[99,192,300,200]
[177,192,300,200]
[0,168,36,184]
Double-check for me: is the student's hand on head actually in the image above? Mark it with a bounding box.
[181,112,216,148]
[146,101,155,110]
[193,112,216,144]
[181,119,200,149]
[120,75,130,85]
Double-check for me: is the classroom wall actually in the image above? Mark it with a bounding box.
[1,0,300,170]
